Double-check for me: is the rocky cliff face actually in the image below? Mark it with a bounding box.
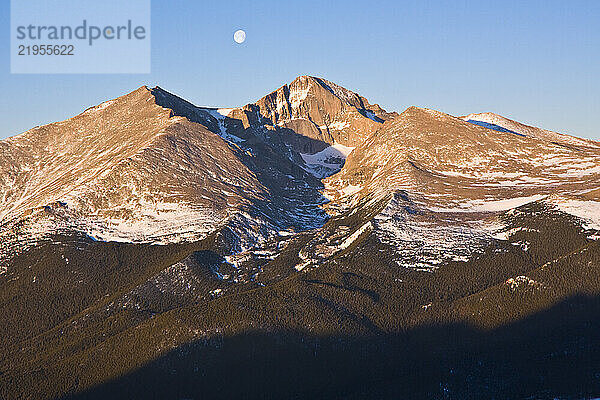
[207,76,395,155]
[250,75,391,148]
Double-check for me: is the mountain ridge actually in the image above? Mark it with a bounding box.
[2,77,599,251]
[462,111,600,148]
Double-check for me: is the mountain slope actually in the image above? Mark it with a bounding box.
[462,111,599,149]
[0,77,395,351]
[0,87,175,223]
[328,106,600,204]
[317,106,600,269]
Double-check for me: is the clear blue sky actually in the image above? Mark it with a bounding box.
[1,0,599,140]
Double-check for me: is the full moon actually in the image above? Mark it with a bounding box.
[233,30,246,44]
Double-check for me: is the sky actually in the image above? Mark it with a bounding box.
[1,0,599,140]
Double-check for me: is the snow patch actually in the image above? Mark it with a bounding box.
[553,199,600,231]
[204,109,244,143]
[363,110,382,123]
[301,143,355,178]
[339,221,372,250]
[217,108,235,117]
[289,86,310,109]
[373,195,495,271]
[84,100,116,113]
[431,195,547,213]
[319,121,350,131]
[505,275,543,291]
[341,185,362,197]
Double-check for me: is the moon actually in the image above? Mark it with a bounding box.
[233,29,246,44]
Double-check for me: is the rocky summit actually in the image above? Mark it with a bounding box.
[1,76,600,400]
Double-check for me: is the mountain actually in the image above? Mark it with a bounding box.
[0,87,266,246]
[462,111,600,148]
[1,77,600,400]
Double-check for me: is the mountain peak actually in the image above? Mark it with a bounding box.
[281,75,382,114]
[245,76,394,150]
[401,105,448,116]
[462,112,599,148]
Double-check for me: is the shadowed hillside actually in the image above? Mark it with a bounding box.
[1,201,599,400]
[63,294,600,400]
